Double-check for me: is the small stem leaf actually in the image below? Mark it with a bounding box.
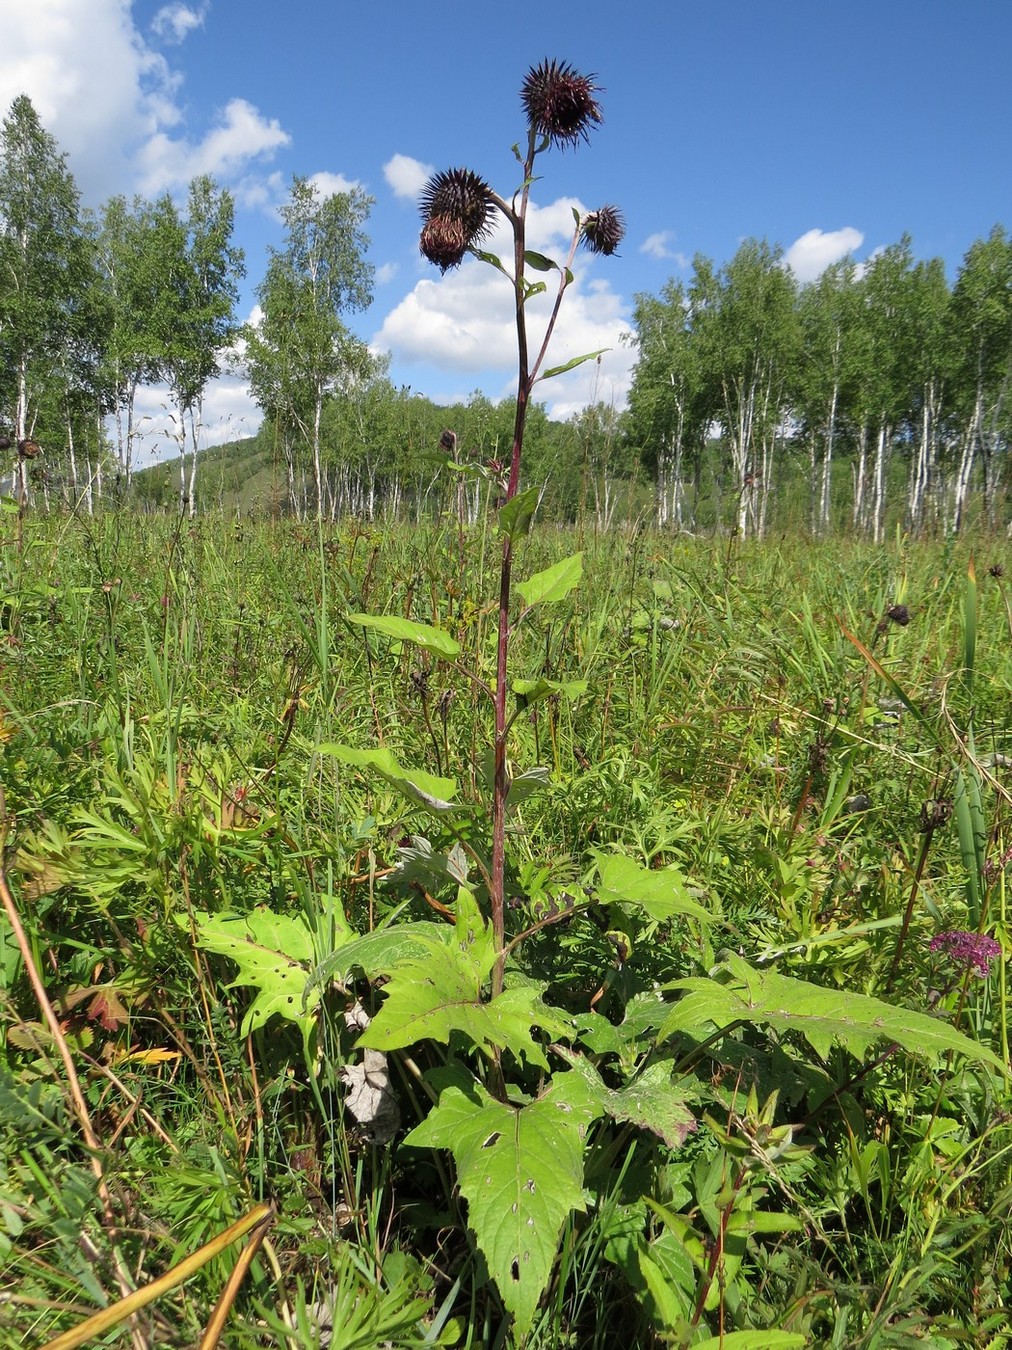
[512,677,588,705]
[320,743,461,813]
[473,248,511,279]
[523,250,558,272]
[404,1067,599,1335]
[523,279,547,302]
[517,552,583,608]
[659,952,1006,1072]
[498,484,541,539]
[347,612,460,658]
[595,852,711,924]
[538,348,609,381]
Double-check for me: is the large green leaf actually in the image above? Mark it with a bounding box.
[555,1048,697,1147]
[181,907,323,1037]
[359,891,571,1069]
[347,612,459,658]
[319,744,461,813]
[404,1066,599,1335]
[659,952,1006,1072]
[595,852,711,924]
[516,552,583,608]
[307,921,448,998]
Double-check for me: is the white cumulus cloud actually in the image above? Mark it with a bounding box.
[0,0,291,205]
[308,170,361,198]
[151,3,208,44]
[384,153,434,200]
[138,96,290,195]
[784,227,864,283]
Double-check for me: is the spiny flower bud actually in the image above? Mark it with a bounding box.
[521,59,603,149]
[581,205,625,256]
[419,168,494,271]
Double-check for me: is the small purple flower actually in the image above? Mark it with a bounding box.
[929,930,1001,977]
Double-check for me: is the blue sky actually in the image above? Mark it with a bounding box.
[2,0,1010,463]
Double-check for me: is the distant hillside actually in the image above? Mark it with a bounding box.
[131,434,287,512]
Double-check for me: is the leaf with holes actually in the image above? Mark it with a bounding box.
[181,907,323,1037]
[404,1065,599,1335]
[555,1048,697,1148]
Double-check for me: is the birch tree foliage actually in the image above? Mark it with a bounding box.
[794,258,862,533]
[0,94,87,493]
[626,277,709,529]
[948,226,1012,528]
[699,240,799,536]
[244,177,373,518]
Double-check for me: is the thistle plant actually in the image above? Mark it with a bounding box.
[417,59,624,992]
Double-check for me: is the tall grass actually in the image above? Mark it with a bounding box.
[2,512,1011,1347]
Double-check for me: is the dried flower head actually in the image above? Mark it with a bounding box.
[419,168,494,271]
[989,563,1005,579]
[581,205,625,256]
[929,929,1001,977]
[521,59,603,149]
[885,604,910,626]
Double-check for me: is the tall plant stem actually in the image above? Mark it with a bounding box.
[490,135,537,998]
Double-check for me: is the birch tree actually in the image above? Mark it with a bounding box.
[0,95,87,502]
[244,177,373,519]
[948,227,1012,531]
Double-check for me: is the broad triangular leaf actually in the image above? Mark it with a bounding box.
[556,1048,697,1148]
[595,852,710,924]
[307,921,447,998]
[359,892,570,1069]
[516,552,583,608]
[659,952,1006,1072]
[182,907,321,1037]
[404,1066,599,1334]
[347,612,459,658]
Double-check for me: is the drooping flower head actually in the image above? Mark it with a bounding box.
[929,929,1001,977]
[521,60,603,149]
[419,168,494,271]
[581,205,625,256]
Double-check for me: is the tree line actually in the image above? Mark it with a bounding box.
[2,94,1010,534]
[624,232,1012,538]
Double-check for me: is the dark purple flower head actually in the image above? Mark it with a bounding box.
[521,60,603,149]
[418,168,494,272]
[929,929,1001,977]
[581,205,625,256]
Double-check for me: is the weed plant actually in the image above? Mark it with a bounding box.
[2,64,1012,1350]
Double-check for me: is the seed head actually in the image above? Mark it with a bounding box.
[419,168,494,271]
[521,59,603,149]
[581,205,625,256]
[885,604,910,626]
